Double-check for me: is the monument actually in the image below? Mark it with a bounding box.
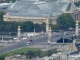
[46,19,49,34]
[48,27,52,43]
[75,20,79,40]
[17,26,21,42]
[67,20,79,51]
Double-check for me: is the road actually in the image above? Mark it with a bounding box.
[0,31,76,54]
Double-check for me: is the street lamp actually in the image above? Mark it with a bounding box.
[72,35,76,42]
[71,35,78,51]
[63,32,66,43]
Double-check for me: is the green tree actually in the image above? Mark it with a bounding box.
[51,24,60,30]
[34,50,42,57]
[57,13,75,30]
[0,56,5,60]
[22,21,34,32]
[0,11,5,21]
[26,50,35,59]
[12,22,18,32]
[74,1,80,7]
[40,22,46,32]
[0,21,4,32]
[34,23,41,32]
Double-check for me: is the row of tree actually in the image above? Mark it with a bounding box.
[0,49,57,60]
[0,21,46,33]
[0,14,76,34]
[24,49,57,59]
[0,11,76,33]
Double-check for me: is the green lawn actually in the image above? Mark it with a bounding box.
[0,46,3,48]
[76,39,80,42]
[0,47,39,57]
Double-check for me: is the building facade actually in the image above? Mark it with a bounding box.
[71,0,80,2]
[3,0,79,24]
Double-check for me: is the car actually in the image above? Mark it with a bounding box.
[28,39,33,42]
[27,42,30,44]
[26,43,29,46]
[22,37,27,40]
[13,38,17,40]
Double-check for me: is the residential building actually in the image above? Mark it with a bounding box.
[5,54,26,60]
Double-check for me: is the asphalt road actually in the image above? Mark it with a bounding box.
[0,31,76,54]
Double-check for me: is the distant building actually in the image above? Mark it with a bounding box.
[68,54,80,60]
[71,0,80,2]
[0,3,12,9]
[3,0,80,24]
[5,54,26,60]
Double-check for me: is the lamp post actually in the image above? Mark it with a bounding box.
[2,36,3,42]
[48,27,52,43]
[34,28,35,37]
[63,32,66,43]
[72,35,77,51]
[17,26,21,42]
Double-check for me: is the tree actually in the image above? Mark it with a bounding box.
[0,11,5,21]
[34,23,41,32]
[0,56,5,60]
[0,21,4,31]
[40,22,46,32]
[51,24,60,30]
[74,1,80,7]
[22,21,34,32]
[26,50,35,59]
[57,13,75,30]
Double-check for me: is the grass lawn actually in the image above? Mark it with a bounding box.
[0,46,3,48]
[76,39,80,42]
[0,47,39,57]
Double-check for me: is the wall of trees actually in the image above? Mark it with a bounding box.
[0,11,76,34]
[0,21,46,34]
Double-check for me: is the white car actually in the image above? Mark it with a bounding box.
[27,42,30,44]
[26,43,29,46]
[13,38,17,40]
[22,38,27,40]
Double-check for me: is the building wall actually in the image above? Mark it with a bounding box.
[71,0,80,2]
[5,55,26,60]
[64,9,80,22]
[3,15,57,24]
[3,9,80,25]
[71,10,80,21]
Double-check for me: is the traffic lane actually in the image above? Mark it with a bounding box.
[0,31,74,54]
[0,43,26,54]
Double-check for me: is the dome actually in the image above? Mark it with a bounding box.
[7,0,77,17]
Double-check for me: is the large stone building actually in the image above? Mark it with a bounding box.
[71,0,80,2]
[3,0,80,24]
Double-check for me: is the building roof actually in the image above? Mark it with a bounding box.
[7,0,77,17]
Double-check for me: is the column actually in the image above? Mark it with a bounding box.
[75,20,79,40]
[48,27,52,43]
[2,36,3,42]
[17,26,21,42]
[72,40,77,51]
[34,28,35,37]
[46,19,49,34]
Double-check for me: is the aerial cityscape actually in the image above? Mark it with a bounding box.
[0,0,80,60]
